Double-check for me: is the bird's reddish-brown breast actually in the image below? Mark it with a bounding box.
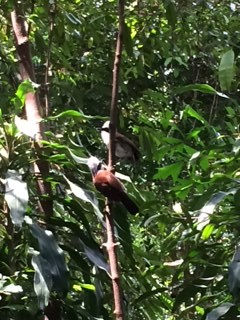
[93,170,125,200]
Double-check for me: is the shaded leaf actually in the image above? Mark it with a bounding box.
[206,303,234,320]
[79,239,110,274]
[64,176,103,220]
[164,0,177,28]
[123,22,133,56]
[26,218,68,295]
[219,49,235,91]
[229,246,240,300]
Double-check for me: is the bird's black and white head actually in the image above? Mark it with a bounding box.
[87,156,102,176]
[101,120,110,146]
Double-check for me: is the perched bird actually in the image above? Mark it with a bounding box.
[87,156,139,215]
[101,121,140,161]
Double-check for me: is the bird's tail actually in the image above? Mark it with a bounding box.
[120,193,139,215]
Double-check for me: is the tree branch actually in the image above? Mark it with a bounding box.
[11,0,53,216]
[108,0,125,169]
[11,3,58,319]
[105,1,125,319]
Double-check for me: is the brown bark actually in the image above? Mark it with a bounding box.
[11,2,56,319]
[105,1,125,319]
[11,1,53,216]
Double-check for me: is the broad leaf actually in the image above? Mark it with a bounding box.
[206,303,234,320]
[64,176,103,220]
[154,162,183,182]
[48,110,107,121]
[31,253,52,310]
[26,218,68,295]
[195,189,237,230]
[229,246,240,300]
[218,49,235,91]
[5,170,29,227]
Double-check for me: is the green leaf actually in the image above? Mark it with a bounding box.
[174,83,217,94]
[5,170,29,227]
[201,224,215,240]
[123,23,133,56]
[164,0,177,28]
[48,110,107,121]
[218,49,235,91]
[184,106,206,124]
[76,283,95,291]
[154,162,183,182]
[68,149,89,164]
[15,80,35,102]
[174,84,229,99]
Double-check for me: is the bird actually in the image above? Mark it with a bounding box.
[101,121,140,161]
[87,156,139,215]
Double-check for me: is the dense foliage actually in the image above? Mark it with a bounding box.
[0,1,240,319]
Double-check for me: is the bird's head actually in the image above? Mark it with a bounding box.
[101,120,110,133]
[87,156,102,176]
[101,121,110,145]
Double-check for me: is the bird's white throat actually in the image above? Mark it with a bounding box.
[101,130,110,146]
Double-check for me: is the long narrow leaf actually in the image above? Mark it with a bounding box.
[5,170,29,227]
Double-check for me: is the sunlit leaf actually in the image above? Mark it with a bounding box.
[64,176,103,220]
[15,116,39,139]
[195,189,237,230]
[201,223,215,240]
[184,106,205,124]
[5,170,29,227]
[48,110,107,121]
[1,284,23,294]
[31,253,52,310]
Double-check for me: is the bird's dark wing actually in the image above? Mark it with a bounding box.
[116,133,140,161]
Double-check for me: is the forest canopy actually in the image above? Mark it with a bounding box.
[0,1,240,319]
